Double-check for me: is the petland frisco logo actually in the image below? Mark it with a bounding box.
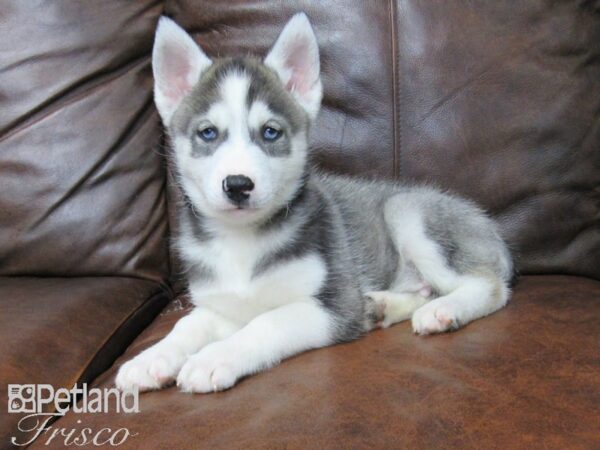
[8,384,139,447]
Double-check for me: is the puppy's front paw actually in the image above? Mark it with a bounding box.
[177,342,239,394]
[412,301,459,335]
[115,344,186,392]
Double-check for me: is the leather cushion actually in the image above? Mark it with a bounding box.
[32,276,600,449]
[393,0,600,279]
[0,1,170,282]
[0,277,170,446]
[163,0,599,279]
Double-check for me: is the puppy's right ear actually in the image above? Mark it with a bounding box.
[152,17,211,125]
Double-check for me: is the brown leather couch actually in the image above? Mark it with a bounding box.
[1,1,598,449]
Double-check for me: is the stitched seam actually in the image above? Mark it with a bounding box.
[389,0,401,178]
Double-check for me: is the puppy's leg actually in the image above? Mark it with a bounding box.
[176,301,332,393]
[116,307,239,391]
[397,225,509,334]
[383,194,509,335]
[395,217,509,334]
[364,291,429,329]
[412,273,509,334]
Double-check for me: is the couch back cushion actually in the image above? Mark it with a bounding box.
[165,0,599,279]
[2,0,597,281]
[0,1,169,282]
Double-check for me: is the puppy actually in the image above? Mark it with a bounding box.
[116,13,513,393]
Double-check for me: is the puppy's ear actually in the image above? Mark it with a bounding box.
[152,17,211,125]
[265,13,322,120]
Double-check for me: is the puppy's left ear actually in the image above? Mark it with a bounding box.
[265,13,322,120]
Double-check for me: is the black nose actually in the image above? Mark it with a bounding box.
[222,175,255,203]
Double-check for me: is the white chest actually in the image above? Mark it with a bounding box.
[179,231,326,325]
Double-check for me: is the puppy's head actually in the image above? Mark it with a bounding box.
[153,13,322,226]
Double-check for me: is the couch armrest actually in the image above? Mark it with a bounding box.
[0,277,171,445]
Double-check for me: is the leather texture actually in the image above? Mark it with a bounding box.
[393,1,600,280]
[31,276,600,449]
[0,0,598,448]
[163,0,600,279]
[0,0,170,282]
[0,277,170,446]
[1,0,597,280]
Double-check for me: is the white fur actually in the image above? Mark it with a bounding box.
[384,197,461,294]
[247,100,276,130]
[117,230,331,393]
[383,195,508,334]
[365,291,429,329]
[117,202,331,392]
[180,223,327,325]
[176,302,332,392]
[115,308,239,391]
[173,71,308,227]
[412,275,509,334]
[117,13,511,395]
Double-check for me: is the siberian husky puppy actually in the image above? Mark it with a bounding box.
[116,13,513,393]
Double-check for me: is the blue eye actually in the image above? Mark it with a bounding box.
[262,126,282,141]
[198,127,218,142]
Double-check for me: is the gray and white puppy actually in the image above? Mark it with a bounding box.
[116,13,513,393]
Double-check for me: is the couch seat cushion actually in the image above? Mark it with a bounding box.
[27,275,600,449]
[0,277,170,447]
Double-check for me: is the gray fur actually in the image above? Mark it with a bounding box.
[418,191,513,280]
[118,14,518,396]
[191,129,228,158]
[171,57,309,156]
[180,194,212,242]
[246,172,512,342]
[176,165,514,342]
[250,126,291,157]
[244,58,309,135]
[169,52,513,344]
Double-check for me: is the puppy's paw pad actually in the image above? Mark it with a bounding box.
[177,345,239,394]
[412,304,458,335]
[418,284,433,298]
[115,348,184,392]
[147,356,179,384]
[434,308,457,329]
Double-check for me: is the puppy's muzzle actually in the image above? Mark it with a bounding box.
[223,175,255,204]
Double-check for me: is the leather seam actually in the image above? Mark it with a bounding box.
[389,0,401,179]
[8,286,171,442]
[74,286,172,387]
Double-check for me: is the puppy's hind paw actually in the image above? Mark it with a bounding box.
[363,292,387,329]
[412,302,459,335]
